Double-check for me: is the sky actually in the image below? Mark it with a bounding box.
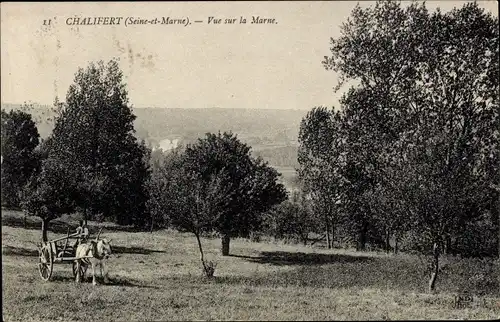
[1,1,498,110]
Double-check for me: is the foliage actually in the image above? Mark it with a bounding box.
[304,0,500,291]
[181,132,287,255]
[298,107,346,248]
[1,109,40,208]
[146,148,180,231]
[47,59,151,227]
[19,156,77,241]
[263,191,318,245]
[150,131,287,256]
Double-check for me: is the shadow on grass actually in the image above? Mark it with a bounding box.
[50,274,160,289]
[230,251,372,266]
[105,276,161,289]
[1,214,45,231]
[1,214,82,234]
[216,255,499,296]
[112,245,167,255]
[2,245,39,257]
[212,260,426,292]
[1,211,145,234]
[51,275,77,283]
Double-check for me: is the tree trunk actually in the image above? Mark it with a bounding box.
[356,222,367,251]
[194,231,211,277]
[492,193,500,259]
[325,218,331,249]
[356,232,365,251]
[330,221,335,249]
[221,233,230,256]
[428,242,440,292]
[41,218,49,242]
[83,208,88,226]
[385,228,390,254]
[394,233,399,255]
[443,235,451,255]
[493,194,500,259]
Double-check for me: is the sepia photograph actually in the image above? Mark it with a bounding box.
[1,1,499,320]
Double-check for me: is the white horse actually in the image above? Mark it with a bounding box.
[75,237,112,285]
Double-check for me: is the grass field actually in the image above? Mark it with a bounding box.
[2,209,500,321]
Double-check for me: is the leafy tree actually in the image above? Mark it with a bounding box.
[339,88,393,251]
[149,146,232,276]
[20,156,77,242]
[47,59,151,227]
[182,132,287,256]
[367,167,409,254]
[147,147,185,232]
[1,109,40,208]
[298,107,345,248]
[322,1,499,291]
[265,190,318,245]
[173,169,232,277]
[396,3,497,290]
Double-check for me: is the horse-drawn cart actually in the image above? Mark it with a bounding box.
[37,228,101,281]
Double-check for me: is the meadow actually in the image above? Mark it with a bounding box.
[2,209,499,321]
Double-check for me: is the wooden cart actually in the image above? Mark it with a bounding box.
[37,228,99,281]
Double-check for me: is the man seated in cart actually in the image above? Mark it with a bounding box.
[56,221,91,258]
[75,220,89,246]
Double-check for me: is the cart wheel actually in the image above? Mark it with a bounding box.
[72,261,87,281]
[38,243,53,281]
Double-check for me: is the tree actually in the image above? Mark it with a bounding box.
[367,162,409,254]
[148,146,233,276]
[173,169,232,277]
[20,156,77,242]
[265,190,318,245]
[182,132,287,256]
[1,109,40,208]
[47,59,151,227]
[397,3,497,290]
[298,107,345,248]
[147,147,186,232]
[339,88,394,251]
[322,1,499,291]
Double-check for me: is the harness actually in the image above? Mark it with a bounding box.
[80,241,105,265]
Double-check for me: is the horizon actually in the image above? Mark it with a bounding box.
[0,101,310,112]
[2,1,498,110]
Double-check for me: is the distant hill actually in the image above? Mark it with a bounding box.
[132,107,306,149]
[1,103,306,170]
[1,103,56,138]
[1,104,306,143]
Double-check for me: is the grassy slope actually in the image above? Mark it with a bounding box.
[2,210,499,321]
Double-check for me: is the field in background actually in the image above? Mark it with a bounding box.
[2,209,499,321]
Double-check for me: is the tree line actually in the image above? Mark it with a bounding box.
[296,1,498,291]
[1,60,287,265]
